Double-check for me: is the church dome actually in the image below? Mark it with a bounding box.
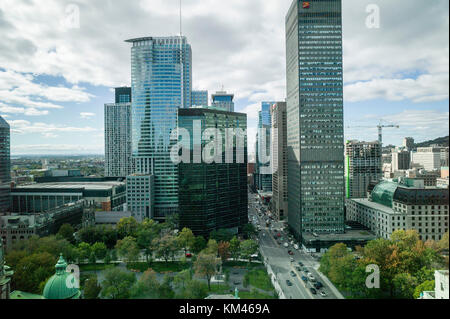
[43,254,81,299]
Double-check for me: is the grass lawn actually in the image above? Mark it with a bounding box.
[79,263,115,271]
[245,269,274,292]
[127,261,191,273]
[239,291,277,299]
[223,261,264,269]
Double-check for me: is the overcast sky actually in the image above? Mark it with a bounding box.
[0,0,448,156]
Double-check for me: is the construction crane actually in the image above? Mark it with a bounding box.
[346,120,399,145]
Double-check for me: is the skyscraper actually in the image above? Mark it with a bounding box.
[0,116,10,214]
[125,36,192,220]
[271,102,288,220]
[105,87,132,177]
[191,90,208,107]
[403,137,415,151]
[392,149,411,172]
[211,91,234,112]
[286,0,345,240]
[256,102,275,192]
[345,140,382,199]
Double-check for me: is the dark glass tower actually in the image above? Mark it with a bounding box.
[286,0,345,241]
[0,116,10,213]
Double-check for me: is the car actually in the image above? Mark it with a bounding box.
[290,271,297,277]
[295,266,301,271]
[298,262,304,267]
[320,291,327,297]
[286,280,293,286]
[315,281,323,289]
[310,288,317,295]
[290,257,295,262]
[185,253,192,258]
[308,274,316,282]
[301,276,308,282]
[288,250,294,255]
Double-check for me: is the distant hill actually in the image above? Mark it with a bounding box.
[415,136,449,148]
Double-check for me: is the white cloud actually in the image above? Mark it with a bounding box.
[0,103,49,116]
[80,112,95,119]
[11,143,104,155]
[7,119,98,136]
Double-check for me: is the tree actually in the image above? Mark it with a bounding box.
[178,280,208,299]
[92,242,108,261]
[115,236,140,262]
[242,224,257,239]
[158,275,175,299]
[130,269,161,299]
[229,236,241,261]
[438,232,449,251]
[12,252,55,294]
[210,229,233,242]
[117,217,139,239]
[191,236,207,254]
[57,224,75,243]
[194,252,220,291]
[77,242,92,262]
[177,228,195,254]
[203,239,219,256]
[413,280,435,299]
[240,239,258,263]
[101,267,136,299]
[136,220,160,262]
[152,234,178,262]
[89,252,97,264]
[393,273,418,299]
[104,251,111,264]
[83,275,102,299]
[218,241,231,263]
[173,269,192,290]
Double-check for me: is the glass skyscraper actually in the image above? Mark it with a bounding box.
[255,102,275,192]
[286,0,345,241]
[0,116,10,213]
[211,91,234,112]
[191,90,208,107]
[125,36,192,219]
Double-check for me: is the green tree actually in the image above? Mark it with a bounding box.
[210,229,233,242]
[130,269,161,299]
[242,224,257,239]
[83,275,102,299]
[194,253,220,291]
[89,252,97,264]
[115,236,140,262]
[178,280,208,299]
[393,273,418,299]
[57,224,75,243]
[152,234,178,262]
[240,239,258,263]
[229,236,241,261]
[203,239,219,256]
[100,267,136,299]
[92,242,108,260]
[173,269,192,290]
[413,280,435,299]
[12,252,55,294]
[136,219,160,262]
[77,242,92,262]
[191,236,207,254]
[117,217,139,239]
[158,275,175,299]
[177,228,196,254]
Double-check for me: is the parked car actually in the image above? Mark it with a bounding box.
[298,262,304,267]
[308,273,316,282]
[310,288,317,295]
[185,253,192,258]
[290,271,297,277]
[301,276,308,282]
[286,280,293,286]
[295,266,301,271]
[320,291,327,297]
[288,250,294,256]
[315,281,323,289]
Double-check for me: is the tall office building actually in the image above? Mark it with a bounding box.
[255,102,275,192]
[211,91,234,112]
[392,149,411,172]
[412,147,442,171]
[191,90,208,107]
[125,36,192,220]
[0,116,10,214]
[403,137,415,151]
[271,102,288,220]
[345,140,382,199]
[126,174,154,221]
[286,0,345,240]
[105,87,132,177]
[177,108,248,237]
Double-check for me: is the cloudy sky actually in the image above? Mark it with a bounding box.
[0,0,448,156]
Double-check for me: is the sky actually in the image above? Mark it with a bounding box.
[0,0,448,156]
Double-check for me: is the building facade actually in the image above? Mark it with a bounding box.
[286,0,345,240]
[271,102,288,220]
[177,108,248,237]
[403,137,415,151]
[346,180,449,241]
[126,174,154,222]
[191,90,208,107]
[255,102,275,192]
[345,140,382,199]
[105,87,132,177]
[125,36,192,220]
[0,116,10,214]
[211,91,234,112]
[412,147,442,171]
[392,149,411,172]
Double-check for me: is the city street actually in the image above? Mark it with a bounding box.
[248,192,344,299]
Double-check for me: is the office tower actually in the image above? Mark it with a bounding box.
[126,174,154,222]
[403,137,415,151]
[211,91,234,112]
[392,150,411,171]
[125,36,192,220]
[177,108,248,237]
[0,116,10,214]
[105,87,132,177]
[412,147,442,171]
[440,147,449,167]
[286,0,345,240]
[255,101,275,192]
[271,102,288,220]
[191,90,208,107]
[345,140,382,199]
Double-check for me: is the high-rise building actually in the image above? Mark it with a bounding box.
[126,174,154,221]
[0,116,10,214]
[105,87,132,177]
[191,90,208,107]
[177,108,248,237]
[125,36,192,220]
[392,149,411,172]
[412,147,442,171]
[440,147,449,167]
[211,91,234,112]
[345,140,382,199]
[403,137,415,151]
[286,0,345,240]
[271,102,288,220]
[255,102,275,192]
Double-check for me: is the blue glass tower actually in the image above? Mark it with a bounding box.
[125,36,192,219]
[256,102,275,192]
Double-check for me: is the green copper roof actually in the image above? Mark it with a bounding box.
[371,181,399,208]
[43,254,81,299]
[10,291,43,299]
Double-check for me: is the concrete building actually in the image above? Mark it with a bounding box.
[0,116,10,214]
[255,102,275,192]
[191,90,208,107]
[177,107,248,237]
[211,91,234,112]
[105,87,132,177]
[412,147,442,171]
[392,150,411,172]
[345,140,382,199]
[420,270,449,299]
[406,169,440,187]
[126,174,154,222]
[286,0,345,241]
[271,102,288,220]
[403,137,415,151]
[346,180,449,241]
[441,147,449,167]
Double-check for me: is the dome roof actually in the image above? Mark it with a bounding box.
[43,254,81,299]
[371,181,398,208]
